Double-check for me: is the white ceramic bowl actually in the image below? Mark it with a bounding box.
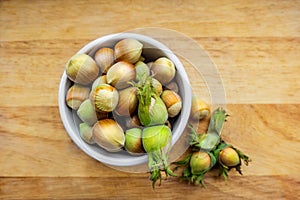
[58,33,192,167]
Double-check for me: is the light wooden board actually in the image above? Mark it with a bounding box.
[1,176,299,200]
[0,0,299,199]
[1,38,299,106]
[1,0,300,41]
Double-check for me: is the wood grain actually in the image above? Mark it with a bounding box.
[1,0,300,41]
[1,176,300,200]
[1,37,299,106]
[0,0,300,199]
[1,105,299,177]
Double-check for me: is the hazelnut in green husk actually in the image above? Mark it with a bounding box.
[94,48,114,73]
[66,84,90,110]
[142,125,176,188]
[77,99,98,126]
[92,119,125,152]
[214,142,251,180]
[172,108,250,186]
[219,147,240,167]
[65,54,99,85]
[114,38,143,64]
[172,151,216,187]
[134,75,168,126]
[151,57,175,85]
[115,87,138,117]
[125,128,145,155]
[79,123,94,144]
[90,84,119,112]
[106,61,136,89]
[190,151,211,174]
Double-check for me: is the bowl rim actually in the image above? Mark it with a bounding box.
[58,33,192,166]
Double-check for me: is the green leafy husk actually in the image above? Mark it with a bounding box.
[172,108,227,186]
[172,107,251,186]
[142,125,176,188]
[132,74,168,126]
[189,108,228,151]
[131,74,173,188]
[173,108,227,185]
[214,142,251,180]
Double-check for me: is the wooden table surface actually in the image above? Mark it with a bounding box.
[1,0,299,199]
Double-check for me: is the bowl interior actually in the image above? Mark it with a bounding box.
[58,33,192,167]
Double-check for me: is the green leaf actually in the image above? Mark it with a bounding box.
[199,133,220,150]
[213,142,230,158]
[207,108,227,136]
[234,148,251,165]
[172,153,192,166]
[196,175,205,187]
[183,167,191,178]
[219,166,229,180]
[166,166,177,177]
[208,152,217,168]
[188,124,200,145]
[235,165,243,175]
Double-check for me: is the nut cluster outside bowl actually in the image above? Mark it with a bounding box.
[58,33,192,167]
